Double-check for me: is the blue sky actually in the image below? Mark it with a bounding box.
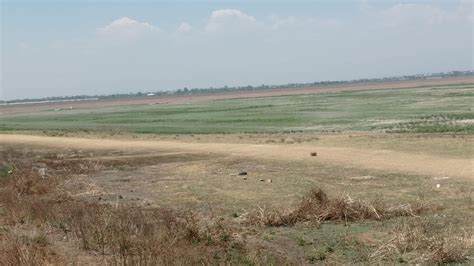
[1,0,473,100]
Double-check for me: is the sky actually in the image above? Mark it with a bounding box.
[1,0,473,100]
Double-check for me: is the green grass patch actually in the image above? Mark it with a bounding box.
[1,84,473,134]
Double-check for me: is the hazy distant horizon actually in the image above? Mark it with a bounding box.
[2,0,473,101]
[2,69,473,102]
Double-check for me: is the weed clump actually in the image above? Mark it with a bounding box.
[0,232,63,265]
[371,218,472,264]
[247,188,431,226]
[51,202,242,264]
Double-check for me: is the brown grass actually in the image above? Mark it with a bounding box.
[0,148,269,265]
[50,202,244,264]
[247,188,432,226]
[371,218,472,264]
[0,232,63,265]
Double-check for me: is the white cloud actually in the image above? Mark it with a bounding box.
[270,16,305,29]
[205,9,257,31]
[97,17,160,40]
[176,22,193,34]
[270,16,341,30]
[378,1,473,27]
[381,4,450,26]
[458,0,473,22]
[204,9,341,33]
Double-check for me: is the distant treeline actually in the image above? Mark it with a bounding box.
[2,70,472,104]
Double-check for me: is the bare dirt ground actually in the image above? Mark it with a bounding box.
[1,133,472,264]
[2,76,472,115]
[1,134,472,179]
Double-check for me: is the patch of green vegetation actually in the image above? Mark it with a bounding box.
[0,125,15,131]
[381,112,474,133]
[0,165,14,178]
[1,84,473,134]
[413,124,474,133]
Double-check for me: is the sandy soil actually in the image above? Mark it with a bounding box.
[1,76,472,115]
[1,134,472,179]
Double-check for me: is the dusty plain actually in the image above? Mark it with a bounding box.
[0,78,473,264]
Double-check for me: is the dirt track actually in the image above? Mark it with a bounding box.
[1,134,472,179]
[2,76,473,115]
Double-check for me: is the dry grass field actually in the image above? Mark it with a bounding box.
[0,80,473,264]
[0,132,472,264]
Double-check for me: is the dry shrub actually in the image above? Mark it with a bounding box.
[371,218,472,264]
[0,148,104,224]
[10,169,57,196]
[0,195,54,225]
[2,194,250,264]
[1,147,103,179]
[0,148,255,264]
[247,188,431,226]
[0,166,67,225]
[1,148,29,166]
[47,201,246,265]
[0,178,56,225]
[0,232,63,265]
[0,148,281,264]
